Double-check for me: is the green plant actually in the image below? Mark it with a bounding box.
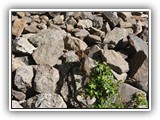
[125,91,148,108]
[84,62,123,108]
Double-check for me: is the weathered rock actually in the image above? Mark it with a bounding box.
[12,89,26,101]
[74,29,90,39]
[25,93,67,108]
[63,51,79,62]
[33,65,59,93]
[77,19,93,28]
[103,48,129,74]
[66,24,74,32]
[12,57,26,72]
[81,12,94,20]
[48,12,61,18]
[40,15,49,24]
[12,15,18,21]
[60,81,69,102]
[24,23,39,33]
[37,23,47,30]
[139,27,148,43]
[23,16,32,23]
[89,27,105,38]
[103,12,119,26]
[120,21,132,28]
[14,65,33,93]
[117,12,132,20]
[12,19,26,37]
[64,34,88,51]
[92,16,103,29]
[12,100,23,108]
[66,17,77,26]
[85,34,101,44]
[128,34,148,58]
[104,27,133,45]
[53,15,64,25]
[119,83,146,103]
[28,29,66,47]
[111,70,127,81]
[47,21,62,30]
[12,37,36,54]
[87,45,102,60]
[17,12,25,18]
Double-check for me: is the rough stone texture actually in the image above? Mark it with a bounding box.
[111,70,127,81]
[12,19,26,37]
[119,83,146,103]
[103,12,120,26]
[12,37,36,54]
[33,65,59,93]
[117,12,132,20]
[53,15,64,25]
[12,89,26,101]
[103,48,129,74]
[90,27,105,38]
[92,16,103,29]
[86,34,101,44]
[12,100,23,108]
[14,65,33,93]
[25,93,67,108]
[12,56,26,72]
[104,27,132,45]
[63,50,79,62]
[77,19,93,28]
[64,34,88,51]
[129,34,148,58]
[74,29,90,39]
[28,29,66,47]
[24,24,39,33]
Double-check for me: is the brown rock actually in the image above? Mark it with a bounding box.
[12,19,26,37]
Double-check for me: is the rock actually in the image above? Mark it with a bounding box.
[77,19,93,28]
[22,33,35,39]
[120,21,132,28]
[103,12,119,27]
[25,93,67,108]
[104,27,132,45]
[128,34,148,58]
[24,23,39,33]
[111,70,127,81]
[92,16,103,29]
[47,21,62,30]
[12,57,26,72]
[60,81,69,102]
[40,15,49,24]
[17,12,25,18]
[28,29,66,47]
[119,83,146,103]
[87,45,102,60]
[12,18,26,37]
[53,15,64,25]
[37,23,47,30]
[23,16,32,23]
[117,12,132,20]
[14,65,33,93]
[89,27,105,38]
[12,100,23,108]
[74,29,90,39]
[66,17,77,26]
[85,34,101,44]
[33,65,59,93]
[12,89,26,101]
[139,27,148,43]
[81,12,94,20]
[64,34,88,51]
[12,15,18,21]
[48,12,61,18]
[66,24,74,32]
[12,37,36,54]
[63,51,79,62]
[103,48,129,74]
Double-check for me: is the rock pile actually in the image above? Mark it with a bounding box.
[11,11,149,109]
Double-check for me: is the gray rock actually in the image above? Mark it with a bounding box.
[53,15,64,25]
[12,15,18,21]
[92,15,103,29]
[128,34,148,58]
[117,12,132,20]
[90,27,105,38]
[37,23,47,30]
[81,12,94,20]
[64,34,88,51]
[103,12,119,26]
[119,83,146,103]
[66,24,74,32]
[66,17,77,26]
[12,89,26,101]
[40,15,49,24]
[12,37,36,54]
[48,12,61,18]
[14,65,33,93]
[86,34,101,44]
[17,12,25,18]
[24,23,40,33]
[74,29,90,39]
[12,57,26,72]
[63,51,79,62]
[60,81,69,102]
[25,93,67,108]
[22,16,32,23]
[12,100,23,108]
[111,70,127,81]
[28,29,66,47]
[104,27,133,45]
[77,19,93,29]
[33,65,59,93]
[12,19,26,37]
[103,48,129,74]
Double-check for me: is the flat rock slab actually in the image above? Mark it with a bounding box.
[103,48,129,74]
[12,89,26,101]
[12,100,23,108]
[12,19,26,37]
[77,19,93,28]
[33,65,59,93]
[25,93,67,108]
[103,12,119,26]
[104,27,132,45]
